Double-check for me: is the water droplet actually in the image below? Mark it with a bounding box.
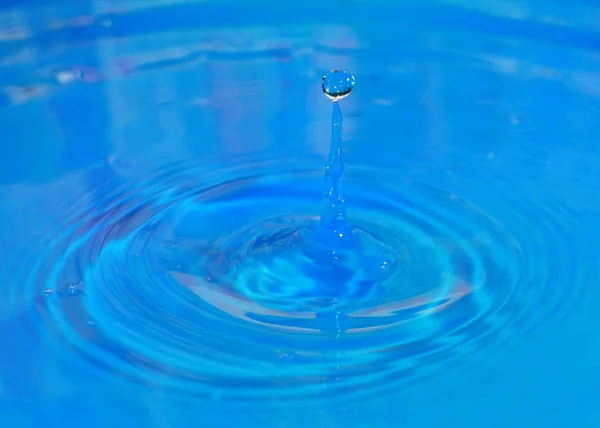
[87,320,96,327]
[44,288,54,297]
[322,69,355,102]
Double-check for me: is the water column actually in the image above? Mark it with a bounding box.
[317,69,356,246]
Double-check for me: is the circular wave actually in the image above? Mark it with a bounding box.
[9,155,589,407]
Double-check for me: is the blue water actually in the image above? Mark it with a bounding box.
[2,0,600,427]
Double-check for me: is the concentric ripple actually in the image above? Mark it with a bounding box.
[9,155,588,406]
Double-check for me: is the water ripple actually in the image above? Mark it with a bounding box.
[5,153,591,408]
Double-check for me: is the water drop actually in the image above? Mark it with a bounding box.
[44,288,54,297]
[322,69,355,102]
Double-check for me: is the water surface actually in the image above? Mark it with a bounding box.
[1,1,600,427]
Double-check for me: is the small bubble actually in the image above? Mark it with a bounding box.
[55,69,83,85]
[322,69,355,102]
[44,288,54,297]
[64,282,82,296]
[87,320,96,327]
